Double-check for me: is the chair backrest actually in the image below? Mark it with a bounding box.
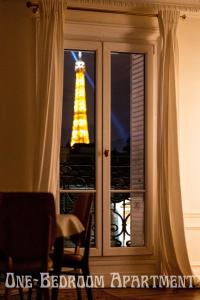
[0,192,56,264]
[82,213,92,263]
[71,193,93,247]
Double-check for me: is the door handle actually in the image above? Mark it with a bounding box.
[104,149,109,157]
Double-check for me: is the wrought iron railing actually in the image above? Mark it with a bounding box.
[60,148,144,247]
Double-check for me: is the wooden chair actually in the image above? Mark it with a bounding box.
[0,192,56,300]
[52,193,93,300]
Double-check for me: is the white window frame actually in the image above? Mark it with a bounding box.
[62,40,103,256]
[62,10,158,265]
[61,40,156,257]
[103,42,155,256]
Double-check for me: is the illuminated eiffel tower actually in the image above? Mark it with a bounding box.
[71,52,90,147]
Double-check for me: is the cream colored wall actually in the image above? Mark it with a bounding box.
[178,17,200,274]
[0,0,35,190]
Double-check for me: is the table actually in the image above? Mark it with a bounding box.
[53,214,84,270]
[56,213,85,238]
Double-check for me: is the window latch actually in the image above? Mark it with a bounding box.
[104,149,109,157]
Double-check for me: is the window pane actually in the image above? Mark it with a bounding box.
[110,52,145,248]
[60,50,96,248]
[111,192,144,247]
[60,50,96,190]
[111,52,145,190]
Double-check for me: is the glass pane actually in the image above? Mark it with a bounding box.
[111,52,145,190]
[110,52,145,248]
[60,192,96,247]
[60,50,96,190]
[110,192,144,247]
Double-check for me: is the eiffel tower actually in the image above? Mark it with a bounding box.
[71,52,90,147]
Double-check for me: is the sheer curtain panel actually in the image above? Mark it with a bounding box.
[34,0,64,203]
[158,9,192,276]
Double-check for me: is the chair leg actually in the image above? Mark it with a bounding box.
[82,266,93,300]
[36,287,42,300]
[19,287,24,300]
[42,288,50,300]
[75,272,82,300]
[51,287,59,300]
[28,288,32,300]
[51,236,64,300]
[4,287,10,300]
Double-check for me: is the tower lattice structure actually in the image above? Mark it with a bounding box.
[71,52,90,147]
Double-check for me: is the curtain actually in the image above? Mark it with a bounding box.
[158,9,192,275]
[34,0,64,204]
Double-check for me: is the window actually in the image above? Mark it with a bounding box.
[60,40,154,256]
[110,52,145,248]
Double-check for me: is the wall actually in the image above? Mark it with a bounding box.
[0,0,36,190]
[178,16,200,274]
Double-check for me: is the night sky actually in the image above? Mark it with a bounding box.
[111,52,130,151]
[61,50,133,151]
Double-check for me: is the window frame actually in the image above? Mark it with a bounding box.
[61,9,158,261]
[61,40,156,257]
[102,42,155,256]
[62,40,103,256]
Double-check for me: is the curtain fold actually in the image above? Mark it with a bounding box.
[158,9,192,275]
[34,0,64,201]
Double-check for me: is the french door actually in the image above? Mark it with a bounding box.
[60,40,154,257]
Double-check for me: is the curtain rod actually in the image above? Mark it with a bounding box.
[26,1,39,13]
[26,1,186,19]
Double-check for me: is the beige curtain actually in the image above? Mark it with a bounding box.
[34,0,64,201]
[158,9,192,275]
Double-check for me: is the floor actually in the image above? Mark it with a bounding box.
[2,288,200,300]
[100,288,200,299]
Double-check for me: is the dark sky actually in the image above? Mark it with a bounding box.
[111,52,130,150]
[61,50,143,151]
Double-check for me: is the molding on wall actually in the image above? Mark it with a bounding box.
[89,257,159,286]
[183,213,200,274]
[191,261,200,266]
[184,213,200,218]
[191,262,200,276]
[184,213,200,230]
[66,0,200,12]
[185,226,200,230]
